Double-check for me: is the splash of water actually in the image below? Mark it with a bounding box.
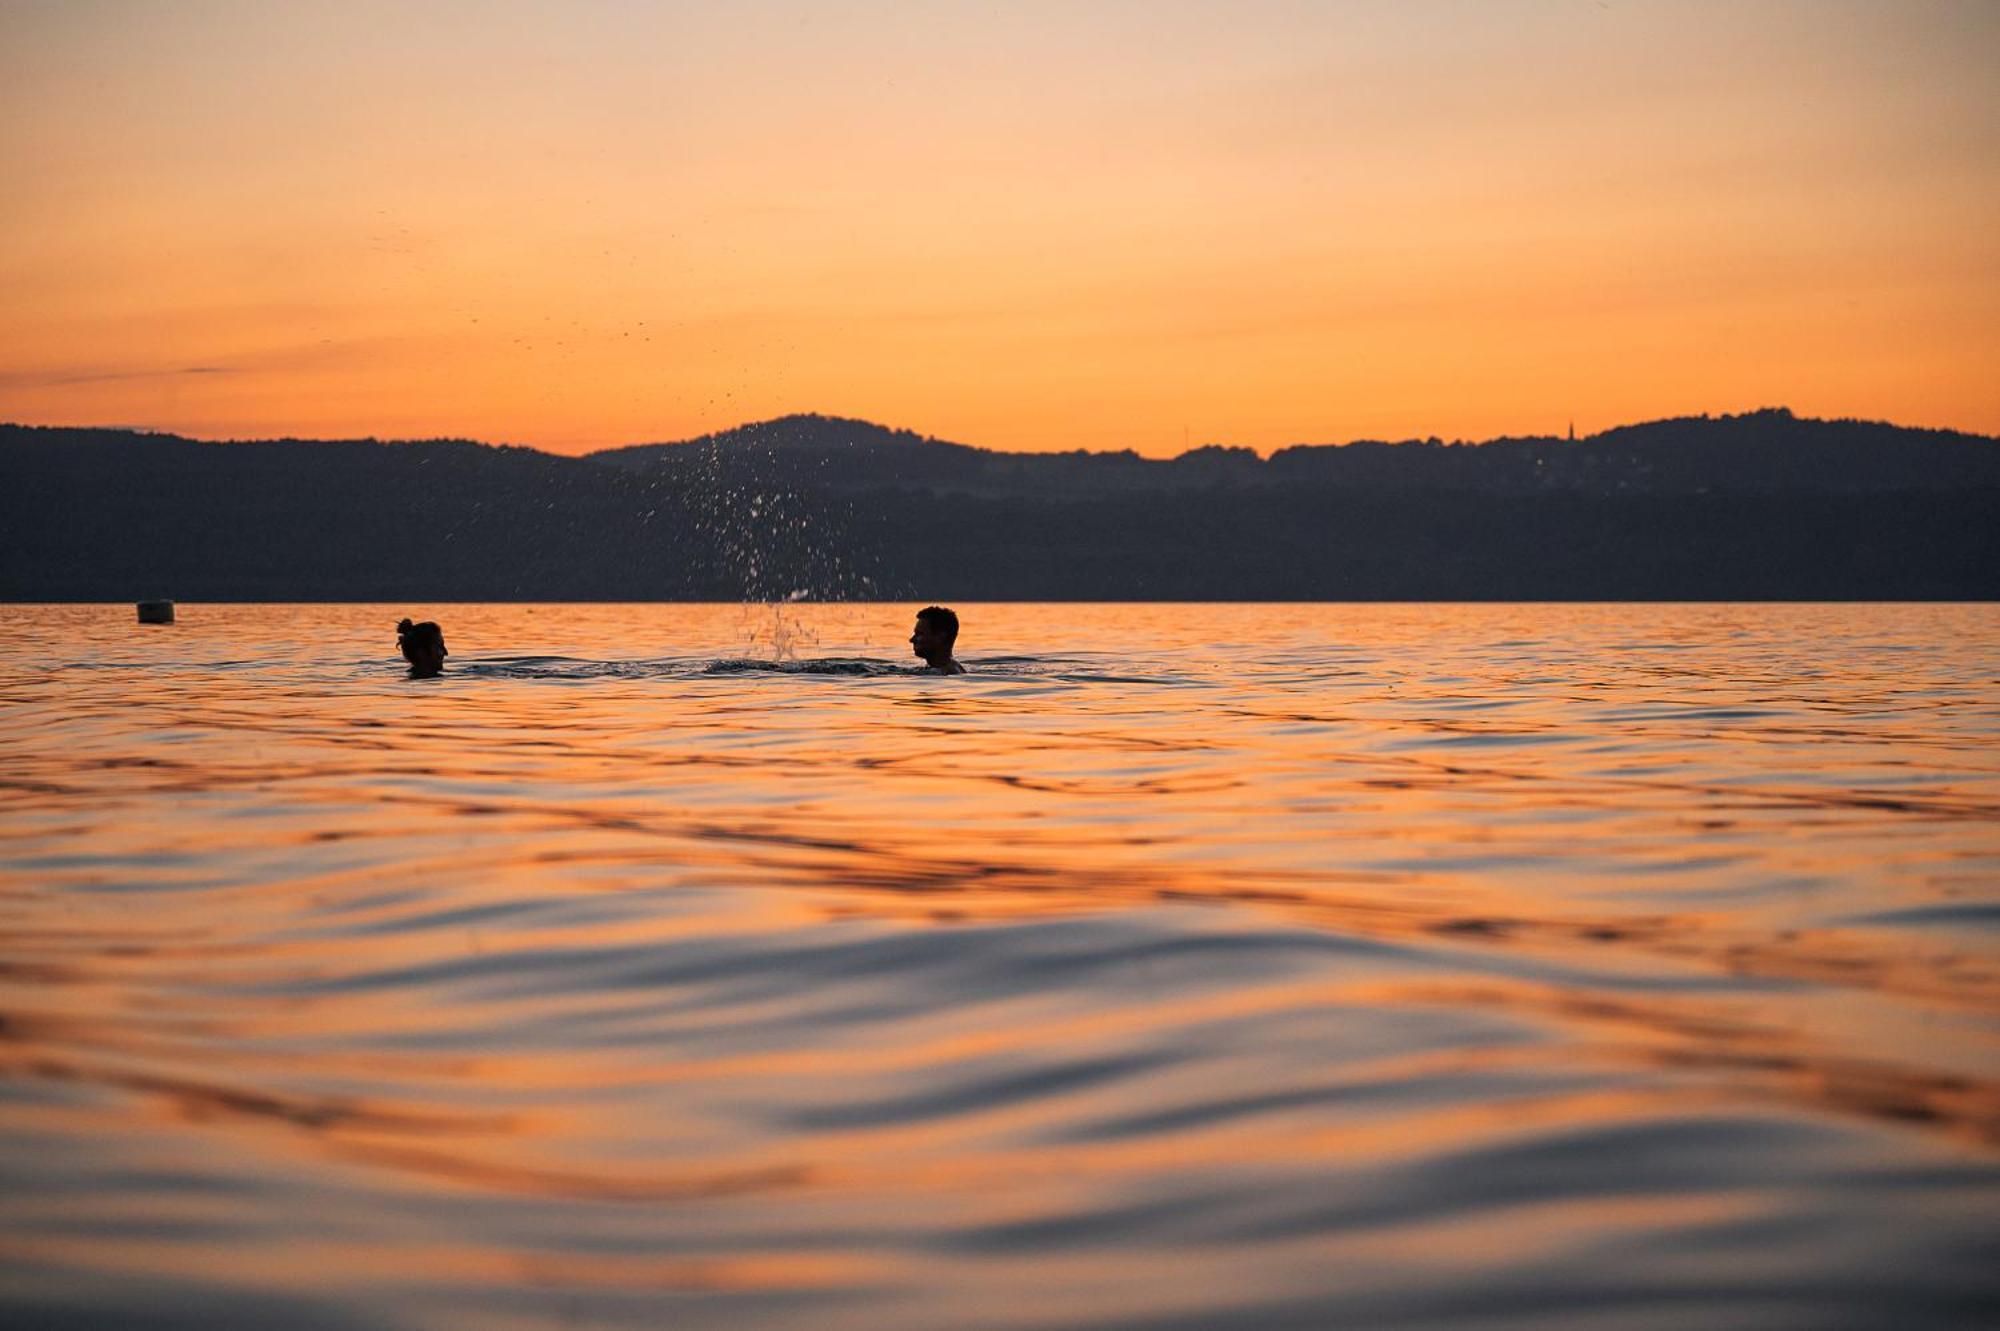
[736,598,818,662]
[684,420,883,608]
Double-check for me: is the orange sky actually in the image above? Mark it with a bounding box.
[2,0,1995,456]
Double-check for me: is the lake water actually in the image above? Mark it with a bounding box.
[3,602,1997,1329]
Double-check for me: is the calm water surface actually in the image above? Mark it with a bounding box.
[3,603,1997,1329]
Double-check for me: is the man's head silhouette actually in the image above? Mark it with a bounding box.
[909,606,963,673]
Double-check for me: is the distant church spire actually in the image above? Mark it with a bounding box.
[1567,419,1575,443]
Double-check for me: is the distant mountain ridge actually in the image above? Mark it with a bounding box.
[4,409,1996,600]
[587,408,2000,496]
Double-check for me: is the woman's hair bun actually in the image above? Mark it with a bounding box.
[397,618,414,635]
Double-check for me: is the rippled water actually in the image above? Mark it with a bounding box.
[4,602,1998,1329]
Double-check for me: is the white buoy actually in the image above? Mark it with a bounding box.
[137,600,175,624]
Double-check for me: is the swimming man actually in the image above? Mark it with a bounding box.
[909,605,966,674]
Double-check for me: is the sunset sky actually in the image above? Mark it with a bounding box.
[2,0,1994,456]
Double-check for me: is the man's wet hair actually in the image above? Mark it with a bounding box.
[915,605,958,642]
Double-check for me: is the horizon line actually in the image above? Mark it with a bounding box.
[4,404,1996,463]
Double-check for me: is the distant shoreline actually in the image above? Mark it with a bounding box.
[8,412,1997,602]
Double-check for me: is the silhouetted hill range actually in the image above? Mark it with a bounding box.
[4,409,1996,600]
[590,408,2000,497]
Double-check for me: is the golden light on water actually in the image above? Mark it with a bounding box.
[3,1,1996,452]
[4,602,1998,1325]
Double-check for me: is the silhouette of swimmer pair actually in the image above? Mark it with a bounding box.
[394,607,963,678]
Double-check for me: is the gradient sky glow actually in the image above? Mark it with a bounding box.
[2,0,1995,455]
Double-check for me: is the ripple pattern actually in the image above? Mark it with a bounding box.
[2,602,1997,1329]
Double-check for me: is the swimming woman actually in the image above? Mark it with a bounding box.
[397,618,448,678]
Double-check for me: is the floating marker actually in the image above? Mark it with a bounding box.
[137,600,175,624]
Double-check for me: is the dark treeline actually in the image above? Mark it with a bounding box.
[592,408,2000,497]
[4,410,1996,600]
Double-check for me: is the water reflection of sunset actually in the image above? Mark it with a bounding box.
[4,603,1996,1327]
